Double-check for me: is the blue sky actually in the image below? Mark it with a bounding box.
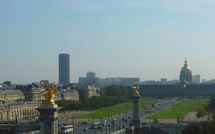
[0,0,215,83]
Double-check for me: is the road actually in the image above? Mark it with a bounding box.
[63,98,180,134]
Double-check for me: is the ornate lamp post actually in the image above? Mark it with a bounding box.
[131,86,142,132]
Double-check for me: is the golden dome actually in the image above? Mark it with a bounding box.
[180,59,192,84]
[181,65,192,73]
[181,59,192,71]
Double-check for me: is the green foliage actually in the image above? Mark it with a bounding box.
[73,99,157,119]
[183,123,204,134]
[206,97,215,112]
[153,118,159,123]
[206,97,215,120]
[101,85,130,101]
[182,121,215,134]
[56,100,83,111]
[57,85,131,111]
[147,99,208,119]
[77,88,88,101]
[197,107,207,119]
[58,85,131,111]
[56,95,129,111]
[73,102,131,119]
[3,81,11,86]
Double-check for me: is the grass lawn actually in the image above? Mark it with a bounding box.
[146,99,208,119]
[72,99,157,119]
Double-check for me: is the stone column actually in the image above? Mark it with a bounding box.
[38,104,58,134]
[132,95,141,128]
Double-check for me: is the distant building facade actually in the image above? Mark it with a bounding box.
[193,74,201,84]
[61,90,79,101]
[0,102,39,122]
[97,77,140,86]
[16,84,41,102]
[40,80,49,85]
[59,53,70,86]
[0,90,24,103]
[87,85,99,98]
[167,80,179,85]
[0,84,41,122]
[22,88,41,102]
[78,72,140,87]
[160,78,167,85]
[86,72,97,84]
[142,80,158,85]
[140,84,215,97]
[141,79,179,85]
[78,71,97,85]
[202,79,215,84]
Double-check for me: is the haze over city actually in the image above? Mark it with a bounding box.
[1,0,215,83]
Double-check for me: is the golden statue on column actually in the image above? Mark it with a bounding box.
[43,84,58,105]
[133,86,140,96]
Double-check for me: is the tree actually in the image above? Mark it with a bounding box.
[183,121,215,134]
[78,89,88,101]
[197,107,207,120]
[3,81,11,86]
[206,97,215,120]
[101,85,129,101]
[183,123,204,134]
[57,85,131,111]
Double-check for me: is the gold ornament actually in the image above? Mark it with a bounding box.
[43,84,58,105]
[133,86,140,96]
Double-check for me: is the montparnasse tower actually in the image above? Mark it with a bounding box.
[180,58,192,85]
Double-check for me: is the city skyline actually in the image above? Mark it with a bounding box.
[1,0,215,83]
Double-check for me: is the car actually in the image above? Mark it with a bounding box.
[82,121,88,124]
[122,118,127,121]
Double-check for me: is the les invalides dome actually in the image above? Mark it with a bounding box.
[180,58,192,85]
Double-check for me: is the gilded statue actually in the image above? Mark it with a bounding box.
[133,86,140,96]
[43,84,58,105]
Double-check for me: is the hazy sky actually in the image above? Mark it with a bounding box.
[1,0,215,84]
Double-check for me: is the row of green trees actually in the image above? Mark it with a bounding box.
[183,97,215,134]
[206,97,215,120]
[183,121,215,134]
[195,96,215,120]
[57,85,130,111]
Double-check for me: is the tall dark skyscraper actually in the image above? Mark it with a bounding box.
[59,53,70,86]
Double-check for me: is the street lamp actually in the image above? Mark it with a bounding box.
[92,110,95,123]
[87,105,95,123]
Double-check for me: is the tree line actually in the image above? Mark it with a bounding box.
[183,96,215,134]
[56,85,130,111]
